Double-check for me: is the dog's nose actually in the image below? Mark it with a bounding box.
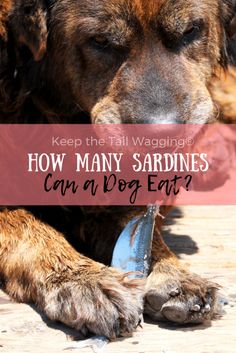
[136,112,179,125]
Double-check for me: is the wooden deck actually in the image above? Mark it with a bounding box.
[1,206,236,353]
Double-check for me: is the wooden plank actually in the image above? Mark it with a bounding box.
[0,206,236,353]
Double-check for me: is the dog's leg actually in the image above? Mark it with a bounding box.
[144,207,219,324]
[0,208,144,339]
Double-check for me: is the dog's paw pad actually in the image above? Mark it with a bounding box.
[160,298,214,324]
[144,271,220,324]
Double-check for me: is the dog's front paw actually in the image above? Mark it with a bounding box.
[41,266,144,339]
[144,267,219,324]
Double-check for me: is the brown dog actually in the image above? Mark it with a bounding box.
[0,0,236,339]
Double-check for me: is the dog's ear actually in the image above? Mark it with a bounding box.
[221,0,236,37]
[229,13,236,37]
[219,0,236,66]
[10,0,48,61]
[0,1,48,114]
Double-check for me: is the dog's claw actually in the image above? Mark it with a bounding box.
[192,304,201,312]
[169,288,180,297]
[203,304,211,313]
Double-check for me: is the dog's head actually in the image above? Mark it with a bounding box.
[1,0,236,122]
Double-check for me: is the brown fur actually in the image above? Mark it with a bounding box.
[210,65,236,121]
[0,0,11,41]
[0,0,236,339]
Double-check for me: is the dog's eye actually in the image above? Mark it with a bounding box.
[181,22,202,46]
[159,19,204,51]
[90,36,110,50]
